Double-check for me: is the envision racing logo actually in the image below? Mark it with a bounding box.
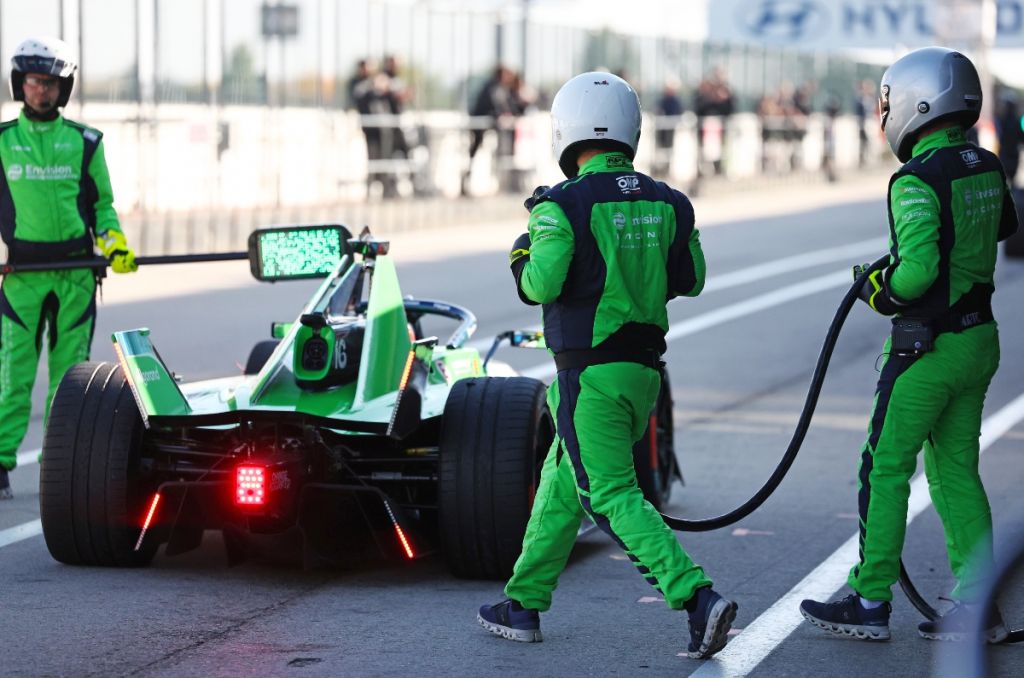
[5,163,76,181]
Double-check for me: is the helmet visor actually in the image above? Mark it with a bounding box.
[12,54,75,78]
[878,85,891,131]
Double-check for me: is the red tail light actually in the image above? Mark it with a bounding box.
[134,492,162,552]
[382,498,416,559]
[236,465,267,505]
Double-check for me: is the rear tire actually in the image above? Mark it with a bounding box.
[244,339,280,374]
[632,371,680,511]
[439,377,553,579]
[39,362,158,566]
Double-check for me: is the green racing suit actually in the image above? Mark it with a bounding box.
[849,126,1019,602]
[0,110,122,471]
[504,152,712,611]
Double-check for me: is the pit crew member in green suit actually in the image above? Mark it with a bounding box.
[800,47,1018,642]
[477,72,738,660]
[0,36,137,500]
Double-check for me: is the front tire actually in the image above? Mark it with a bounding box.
[439,377,553,579]
[244,339,281,374]
[39,362,158,566]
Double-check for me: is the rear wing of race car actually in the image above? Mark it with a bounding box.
[112,328,191,427]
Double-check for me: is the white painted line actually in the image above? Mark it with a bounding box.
[522,269,853,381]
[0,519,42,550]
[702,238,884,294]
[16,449,40,468]
[471,238,885,355]
[691,391,1024,678]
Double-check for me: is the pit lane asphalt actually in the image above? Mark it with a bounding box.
[2,178,1023,677]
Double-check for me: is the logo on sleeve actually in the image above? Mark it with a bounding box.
[960,149,981,168]
[6,164,23,181]
[616,175,641,194]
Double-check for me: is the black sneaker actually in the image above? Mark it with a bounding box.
[687,587,739,659]
[918,600,1009,643]
[477,599,542,643]
[0,468,12,500]
[800,594,891,641]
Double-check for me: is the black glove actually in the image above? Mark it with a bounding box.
[523,185,550,212]
[855,265,903,316]
[509,232,539,306]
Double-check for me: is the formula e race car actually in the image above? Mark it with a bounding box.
[38,225,679,578]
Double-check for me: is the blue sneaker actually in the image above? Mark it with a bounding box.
[477,598,542,643]
[918,599,1009,643]
[0,468,12,500]
[800,594,891,640]
[687,587,738,659]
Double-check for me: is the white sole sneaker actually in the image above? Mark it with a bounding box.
[919,625,1009,643]
[800,607,891,641]
[477,613,543,643]
[688,598,739,659]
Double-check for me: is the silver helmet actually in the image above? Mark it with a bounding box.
[550,72,642,178]
[879,47,981,162]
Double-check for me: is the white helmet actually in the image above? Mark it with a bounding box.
[10,36,78,107]
[550,72,642,178]
[879,47,981,162]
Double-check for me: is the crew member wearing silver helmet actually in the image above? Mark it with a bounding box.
[477,72,738,660]
[0,37,137,500]
[800,47,1018,642]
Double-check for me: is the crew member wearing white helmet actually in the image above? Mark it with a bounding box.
[0,37,137,500]
[477,72,738,660]
[800,47,1018,642]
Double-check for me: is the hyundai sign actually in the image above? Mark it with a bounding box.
[708,0,1024,50]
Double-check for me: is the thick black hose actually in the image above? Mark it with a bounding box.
[658,255,889,532]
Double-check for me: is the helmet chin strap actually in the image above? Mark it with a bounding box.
[22,103,59,122]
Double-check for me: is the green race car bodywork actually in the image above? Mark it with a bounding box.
[38,225,676,577]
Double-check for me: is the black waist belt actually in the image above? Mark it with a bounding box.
[553,348,663,373]
[8,235,93,264]
[930,303,994,335]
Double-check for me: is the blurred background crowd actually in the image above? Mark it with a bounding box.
[1,0,1022,252]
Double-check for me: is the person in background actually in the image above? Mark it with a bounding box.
[464,65,518,196]
[0,37,138,499]
[694,67,734,176]
[854,79,877,167]
[654,77,684,177]
[995,86,1023,189]
[346,59,374,111]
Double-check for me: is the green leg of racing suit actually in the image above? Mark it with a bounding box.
[505,362,713,611]
[0,270,96,471]
[848,325,999,602]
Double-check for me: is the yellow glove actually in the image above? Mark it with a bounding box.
[96,230,138,274]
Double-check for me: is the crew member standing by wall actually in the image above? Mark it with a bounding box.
[0,36,137,499]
